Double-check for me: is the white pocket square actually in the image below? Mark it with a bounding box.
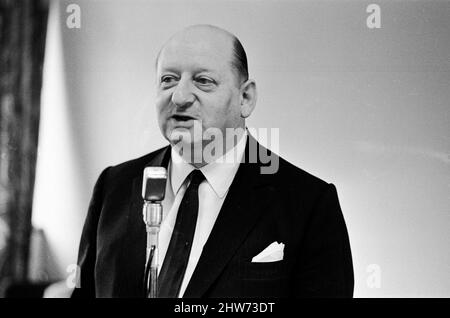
[251,241,285,263]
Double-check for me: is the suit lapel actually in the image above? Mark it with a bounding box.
[184,137,274,297]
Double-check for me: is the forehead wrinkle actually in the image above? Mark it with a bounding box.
[156,26,235,75]
[157,47,231,80]
[158,56,223,74]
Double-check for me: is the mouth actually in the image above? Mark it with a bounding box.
[171,114,196,122]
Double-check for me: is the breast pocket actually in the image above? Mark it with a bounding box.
[240,260,287,281]
[237,260,290,297]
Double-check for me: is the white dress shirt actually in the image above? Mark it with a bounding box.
[158,131,248,297]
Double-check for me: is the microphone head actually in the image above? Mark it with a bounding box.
[142,167,167,202]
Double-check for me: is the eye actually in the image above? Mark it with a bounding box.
[160,75,178,85]
[195,76,215,85]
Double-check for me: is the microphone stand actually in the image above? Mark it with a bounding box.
[143,201,162,298]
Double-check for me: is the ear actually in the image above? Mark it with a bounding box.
[239,79,257,118]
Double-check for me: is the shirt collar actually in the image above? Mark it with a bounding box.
[170,130,248,198]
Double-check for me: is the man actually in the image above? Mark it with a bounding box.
[72,25,353,298]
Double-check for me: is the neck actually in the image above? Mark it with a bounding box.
[173,127,247,167]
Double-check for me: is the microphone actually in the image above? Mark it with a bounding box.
[142,167,167,202]
[142,166,167,298]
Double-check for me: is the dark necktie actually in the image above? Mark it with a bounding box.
[158,169,205,298]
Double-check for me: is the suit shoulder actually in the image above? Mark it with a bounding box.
[269,155,340,218]
[275,154,330,192]
[253,141,331,193]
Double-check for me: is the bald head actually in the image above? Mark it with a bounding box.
[156,25,248,85]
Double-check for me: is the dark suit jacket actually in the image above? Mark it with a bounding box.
[72,136,354,298]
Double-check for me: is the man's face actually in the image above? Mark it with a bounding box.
[155,29,243,150]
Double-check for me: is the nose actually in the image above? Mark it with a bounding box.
[171,78,195,109]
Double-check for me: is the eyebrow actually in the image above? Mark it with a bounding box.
[194,68,216,74]
[159,66,217,75]
[158,67,179,74]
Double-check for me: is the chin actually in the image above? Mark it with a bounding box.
[169,125,201,143]
[170,138,204,165]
